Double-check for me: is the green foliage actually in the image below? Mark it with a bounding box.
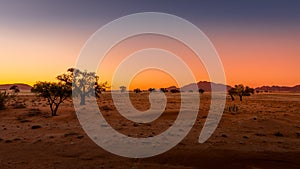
[31,82,71,116]
[0,91,9,110]
[228,84,254,101]
[57,68,108,105]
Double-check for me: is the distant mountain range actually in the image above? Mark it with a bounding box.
[168,81,300,92]
[1,83,300,92]
[167,81,231,92]
[0,83,32,91]
[255,85,300,92]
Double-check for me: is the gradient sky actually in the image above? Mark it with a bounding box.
[1,0,299,89]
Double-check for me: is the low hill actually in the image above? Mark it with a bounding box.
[255,85,300,92]
[167,81,231,92]
[0,83,32,91]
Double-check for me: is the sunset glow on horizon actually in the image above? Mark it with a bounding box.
[1,1,299,89]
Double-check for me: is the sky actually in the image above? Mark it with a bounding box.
[0,0,299,89]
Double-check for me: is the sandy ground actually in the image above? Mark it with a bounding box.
[0,92,300,169]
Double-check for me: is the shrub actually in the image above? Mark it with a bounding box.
[0,91,9,110]
[133,88,142,93]
[198,89,205,94]
[170,89,180,93]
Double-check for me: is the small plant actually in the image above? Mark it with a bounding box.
[228,104,238,113]
[0,91,10,110]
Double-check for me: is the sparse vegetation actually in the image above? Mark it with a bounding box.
[170,89,180,93]
[228,104,239,113]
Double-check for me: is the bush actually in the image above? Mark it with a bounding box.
[0,91,9,110]
[170,89,180,93]
[160,88,168,93]
[198,89,205,94]
[133,88,142,93]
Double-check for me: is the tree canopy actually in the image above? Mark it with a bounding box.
[31,82,72,116]
[57,68,108,105]
[228,84,254,101]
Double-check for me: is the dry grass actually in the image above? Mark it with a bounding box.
[0,92,299,169]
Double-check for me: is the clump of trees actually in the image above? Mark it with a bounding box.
[228,84,254,101]
[31,68,108,116]
[31,82,72,116]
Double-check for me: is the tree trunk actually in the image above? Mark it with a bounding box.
[52,104,59,116]
[49,102,54,116]
[230,94,235,101]
[239,94,243,101]
[80,93,85,105]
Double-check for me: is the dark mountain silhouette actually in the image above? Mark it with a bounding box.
[255,85,300,92]
[167,81,231,92]
[166,86,179,90]
[0,83,32,91]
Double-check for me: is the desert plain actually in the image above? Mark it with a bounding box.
[0,91,300,169]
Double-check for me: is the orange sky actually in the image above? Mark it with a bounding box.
[1,1,300,90]
[1,18,300,89]
[97,34,209,90]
